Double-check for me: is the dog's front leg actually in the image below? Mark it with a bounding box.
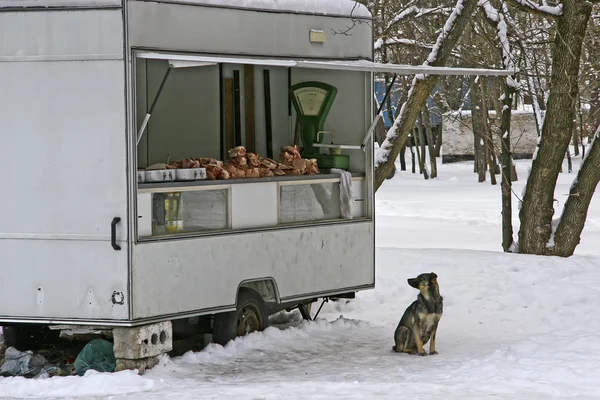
[429,321,439,355]
[412,329,426,356]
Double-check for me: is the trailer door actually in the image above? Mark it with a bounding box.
[0,8,129,322]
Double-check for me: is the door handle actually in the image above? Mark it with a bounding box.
[111,217,121,251]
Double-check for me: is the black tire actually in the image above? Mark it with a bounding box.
[212,288,269,346]
[2,324,61,352]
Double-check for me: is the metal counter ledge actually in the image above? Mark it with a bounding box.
[137,171,366,191]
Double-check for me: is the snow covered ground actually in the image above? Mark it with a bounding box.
[2,155,600,399]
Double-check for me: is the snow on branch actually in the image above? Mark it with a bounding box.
[504,0,562,18]
[478,0,520,87]
[385,6,452,31]
[375,5,452,49]
[374,37,464,61]
[499,1,543,43]
[375,0,475,169]
[374,37,421,50]
[385,6,420,29]
[479,1,512,67]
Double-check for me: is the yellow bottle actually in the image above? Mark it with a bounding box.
[164,192,183,233]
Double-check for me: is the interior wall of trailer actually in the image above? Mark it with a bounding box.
[220,64,291,158]
[136,59,221,168]
[291,68,369,173]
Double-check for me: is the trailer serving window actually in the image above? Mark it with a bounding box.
[133,52,373,240]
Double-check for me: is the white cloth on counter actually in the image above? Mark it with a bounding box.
[331,168,353,219]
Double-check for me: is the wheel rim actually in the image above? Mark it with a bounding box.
[236,303,261,337]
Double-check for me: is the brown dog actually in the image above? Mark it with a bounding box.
[393,272,443,356]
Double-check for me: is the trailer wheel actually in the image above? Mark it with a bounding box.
[2,324,60,352]
[212,288,269,346]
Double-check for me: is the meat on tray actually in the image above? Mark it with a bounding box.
[156,145,321,180]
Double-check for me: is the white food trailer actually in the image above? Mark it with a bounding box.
[0,0,512,369]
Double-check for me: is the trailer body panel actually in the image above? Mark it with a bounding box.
[131,221,374,319]
[0,9,123,60]
[127,1,372,60]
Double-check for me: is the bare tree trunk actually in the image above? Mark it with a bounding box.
[434,124,443,157]
[385,93,402,175]
[551,127,600,256]
[490,82,504,177]
[574,96,582,156]
[499,79,517,252]
[480,77,497,185]
[470,77,488,183]
[375,0,479,191]
[573,125,581,156]
[476,140,486,182]
[414,126,428,179]
[384,81,400,181]
[485,139,497,185]
[493,153,501,174]
[399,144,407,171]
[518,0,593,255]
[492,78,503,127]
[523,49,544,139]
[418,116,428,175]
[423,106,438,178]
[409,141,416,173]
[473,133,479,173]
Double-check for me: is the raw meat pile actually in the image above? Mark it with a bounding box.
[167,145,320,180]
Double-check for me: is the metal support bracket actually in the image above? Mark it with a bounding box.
[136,67,172,145]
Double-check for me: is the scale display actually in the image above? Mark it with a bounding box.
[293,86,329,117]
[289,81,348,170]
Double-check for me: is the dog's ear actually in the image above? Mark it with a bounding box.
[407,278,419,288]
[430,272,437,279]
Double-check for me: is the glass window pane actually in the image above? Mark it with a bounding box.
[151,190,228,235]
[279,182,341,224]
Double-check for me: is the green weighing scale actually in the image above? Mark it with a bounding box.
[289,81,350,170]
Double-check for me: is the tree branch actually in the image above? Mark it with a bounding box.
[383,5,452,34]
[331,1,372,36]
[504,0,562,19]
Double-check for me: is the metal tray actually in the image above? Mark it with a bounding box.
[176,168,207,181]
[145,169,176,182]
